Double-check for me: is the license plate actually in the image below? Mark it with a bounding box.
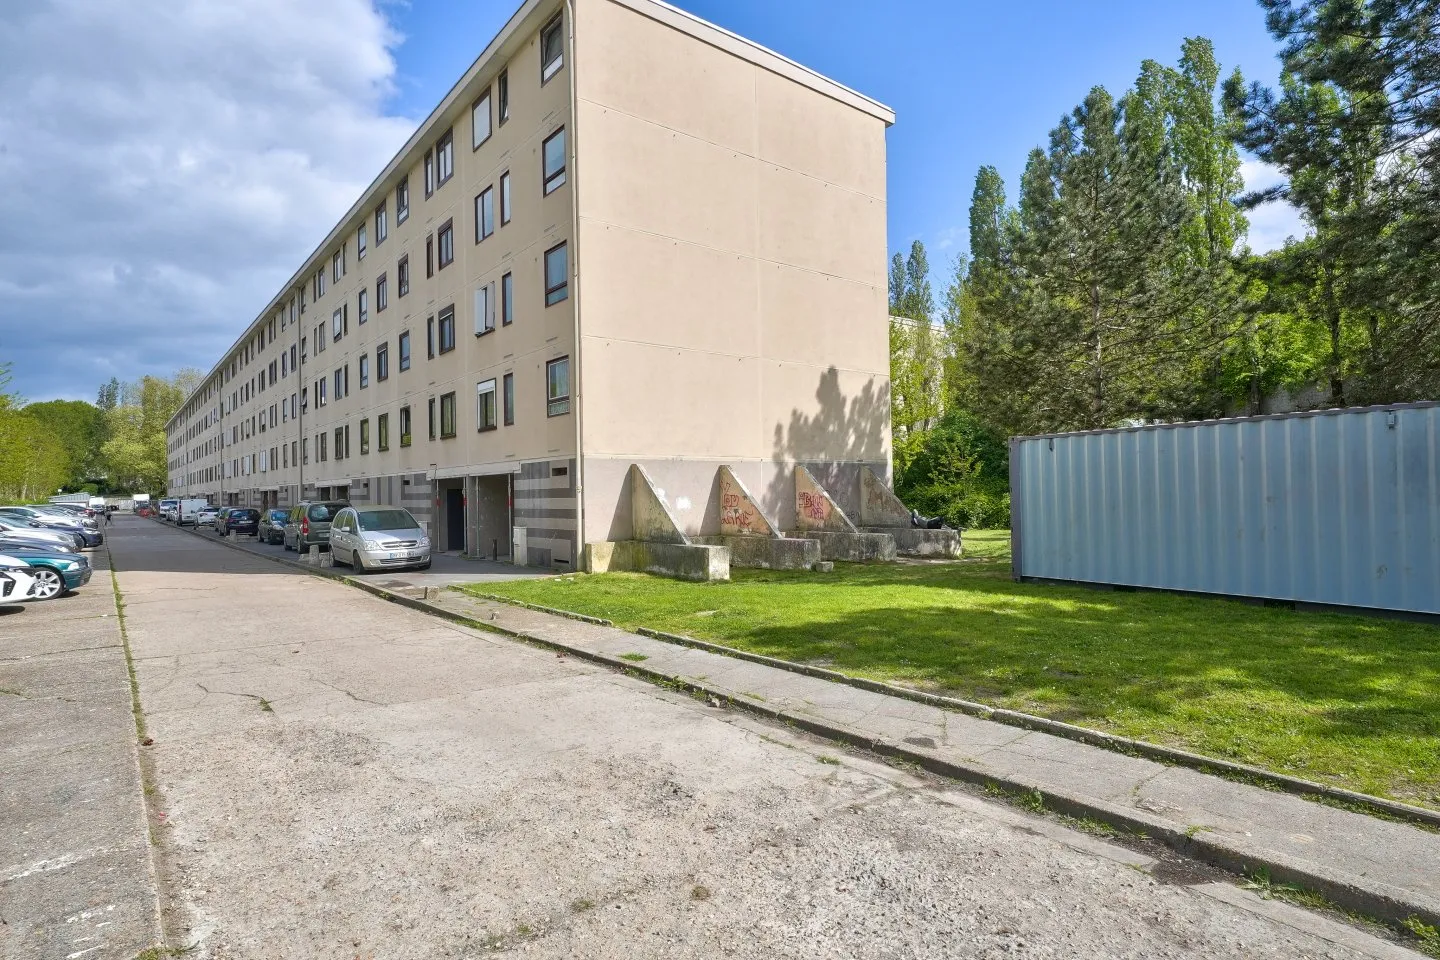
[386,551,399,560]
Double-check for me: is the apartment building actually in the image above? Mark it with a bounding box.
[166,0,894,568]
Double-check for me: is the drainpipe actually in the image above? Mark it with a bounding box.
[296,289,304,505]
[565,0,586,569]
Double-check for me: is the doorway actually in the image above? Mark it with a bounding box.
[445,487,465,551]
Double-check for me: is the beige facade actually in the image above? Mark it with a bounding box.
[166,0,893,567]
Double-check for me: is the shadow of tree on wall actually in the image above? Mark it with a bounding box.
[764,366,889,530]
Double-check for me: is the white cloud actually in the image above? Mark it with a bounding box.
[0,0,416,401]
[1239,158,1312,254]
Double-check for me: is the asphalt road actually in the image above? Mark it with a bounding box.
[5,516,1422,959]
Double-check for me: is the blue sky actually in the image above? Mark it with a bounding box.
[384,0,1303,271]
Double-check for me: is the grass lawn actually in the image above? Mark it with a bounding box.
[467,530,1440,809]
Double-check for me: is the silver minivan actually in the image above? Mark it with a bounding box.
[328,506,431,572]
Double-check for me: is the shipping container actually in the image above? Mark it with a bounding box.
[1010,403,1440,617]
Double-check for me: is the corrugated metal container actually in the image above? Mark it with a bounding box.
[1010,403,1440,616]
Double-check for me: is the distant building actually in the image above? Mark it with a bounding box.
[165,0,894,567]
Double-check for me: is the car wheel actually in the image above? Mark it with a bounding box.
[30,568,64,600]
[417,561,432,571]
[352,549,365,572]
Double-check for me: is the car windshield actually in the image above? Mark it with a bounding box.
[268,511,286,521]
[307,503,347,521]
[358,509,418,532]
[234,510,259,519]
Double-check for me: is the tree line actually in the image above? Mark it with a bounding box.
[0,362,198,502]
[890,1,1440,528]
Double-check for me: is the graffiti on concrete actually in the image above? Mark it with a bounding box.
[720,477,761,535]
[798,491,830,523]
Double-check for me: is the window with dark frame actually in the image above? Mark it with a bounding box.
[378,412,390,452]
[398,255,410,297]
[474,187,494,242]
[502,272,514,325]
[398,405,411,447]
[547,356,570,417]
[399,331,411,371]
[436,129,454,186]
[440,391,456,438]
[358,224,367,260]
[437,219,454,268]
[332,307,343,341]
[377,273,388,311]
[438,306,456,353]
[500,171,511,225]
[543,128,566,194]
[375,202,387,244]
[360,418,370,454]
[541,14,564,82]
[476,379,497,431]
[358,288,368,325]
[377,342,389,381]
[472,89,491,149]
[425,149,434,197]
[334,427,344,461]
[360,353,369,388]
[503,372,514,425]
[498,70,509,124]
[396,176,409,223]
[428,397,437,440]
[426,234,434,278]
[544,242,568,306]
[427,315,435,358]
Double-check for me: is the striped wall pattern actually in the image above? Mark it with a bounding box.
[515,458,577,567]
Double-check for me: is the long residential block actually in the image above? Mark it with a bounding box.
[165,0,895,568]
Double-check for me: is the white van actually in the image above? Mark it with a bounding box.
[177,499,211,526]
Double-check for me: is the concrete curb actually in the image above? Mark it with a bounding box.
[617,627,1440,833]
[156,519,1440,938]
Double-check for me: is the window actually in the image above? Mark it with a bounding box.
[377,273,388,312]
[396,176,409,224]
[436,129,454,186]
[334,427,344,461]
[427,316,435,358]
[332,307,343,341]
[318,377,327,407]
[332,250,343,283]
[547,356,570,416]
[428,397,437,440]
[502,272,514,325]
[440,391,456,438]
[333,368,343,401]
[377,342,389,381]
[318,432,327,462]
[474,282,495,335]
[399,331,411,371]
[543,128,566,194]
[399,405,412,447]
[545,242,568,305]
[500,171,511,225]
[398,255,410,297]
[357,224,367,260]
[503,372,514,425]
[378,412,389,452]
[541,14,564,82]
[498,70,509,125]
[360,418,370,454]
[475,187,494,242]
[425,149,435,197]
[315,267,326,298]
[438,219,454,268]
[315,323,325,353]
[476,379,498,431]
[360,354,369,388]
[426,234,434,278]
[358,288,368,325]
[439,306,456,353]
[472,90,492,149]
[375,202,387,244]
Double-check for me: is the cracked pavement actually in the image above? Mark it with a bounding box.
[43,517,1422,958]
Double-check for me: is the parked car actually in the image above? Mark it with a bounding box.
[0,509,101,547]
[218,508,260,537]
[158,498,179,520]
[0,517,84,551]
[0,545,90,599]
[2,505,98,530]
[283,501,350,552]
[196,507,220,527]
[258,509,289,545]
[328,506,431,572]
[0,555,39,603]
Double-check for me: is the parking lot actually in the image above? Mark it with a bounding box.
[168,512,546,589]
